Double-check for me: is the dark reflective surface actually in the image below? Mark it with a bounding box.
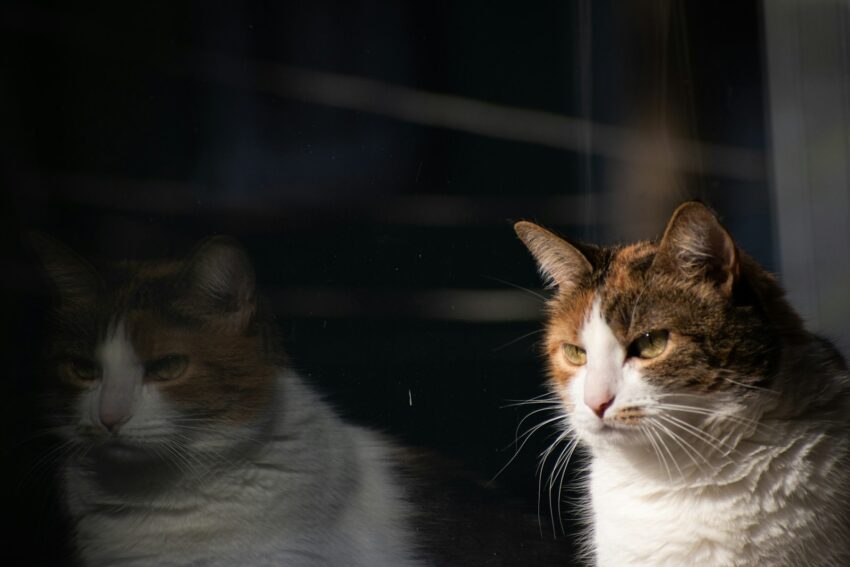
[1,1,782,564]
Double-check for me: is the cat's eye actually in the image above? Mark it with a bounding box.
[562,343,587,366]
[64,357,99,381]
[146,355,189,381]
[629,330,670,360]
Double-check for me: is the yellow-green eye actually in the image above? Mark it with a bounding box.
[146,355,189,381]
[630,330,670,360]
[64,357,99,381]
[562,343,587,366]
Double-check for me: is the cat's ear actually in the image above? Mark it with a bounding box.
[514,221,592,291]
[27,232,102,305]
[181,236,256,331]
[652,202,738,295]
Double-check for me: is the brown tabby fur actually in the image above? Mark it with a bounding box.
[40,237,282,426]
[518,202,810,406]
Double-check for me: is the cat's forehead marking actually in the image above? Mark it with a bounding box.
[96,320,144,428]
[580,298,624,366]
[604,242,657,290]
[98,320,144,379]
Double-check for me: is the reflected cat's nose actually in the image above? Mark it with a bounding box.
[99,411,130,433]
[587,394,615,418]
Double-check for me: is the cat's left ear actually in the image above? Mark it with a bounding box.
[514,221,592,291]
[181,236,256,331]
[27,232,103,306]
[652,202,739,295]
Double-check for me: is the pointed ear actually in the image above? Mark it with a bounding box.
[652,202,738,295]
[181,236,256,331]
[514,221,592,291]
[27,232,101,305]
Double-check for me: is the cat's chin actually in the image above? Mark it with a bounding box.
[575,420,647,449]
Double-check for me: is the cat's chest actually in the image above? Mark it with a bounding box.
[590,474,757,567]
[66,451,319,564]
[587,431,849,567]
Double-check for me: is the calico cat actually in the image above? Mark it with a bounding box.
[514,202,850,567]
[32,235,423,566]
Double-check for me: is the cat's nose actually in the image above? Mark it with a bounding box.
[588,395,615,418]
[99,411,130,433]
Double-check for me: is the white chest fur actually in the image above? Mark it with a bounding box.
[64,372,421,567]
[588,421,850,567]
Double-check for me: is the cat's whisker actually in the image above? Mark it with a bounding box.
[717,376,779,394]
[549,438,579,536]
[174,424,265,446]
[651,423,683,480]
[654,402,779,436]
[20,438,80,490]
[480,274,548,302]
[493,328,546,352]
[658,414,728,476]
[648,418,711,476]
[536,429,573,537]
[491,413,568,482]
[656,413,731,455]
[500,391,561,409]
[653,400,763,424]
[641,424,676,481]
[513,406,564,443]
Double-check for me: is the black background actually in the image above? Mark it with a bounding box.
[1,1,768,563]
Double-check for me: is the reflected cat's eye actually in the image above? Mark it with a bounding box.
[64,357,99,381]
[630,330,669,359]
[562,343,587,366]
[146,354,189,381]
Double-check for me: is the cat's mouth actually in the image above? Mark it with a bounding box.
[88,439,162,465]
[575,407,650,443]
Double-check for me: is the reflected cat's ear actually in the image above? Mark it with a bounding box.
[652,202,738,295]
[514,221,592,291]
[27,232,102,305]
[181,236,256,331]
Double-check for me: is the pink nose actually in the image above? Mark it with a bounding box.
[99,411,130,433]
[588,395,615,418]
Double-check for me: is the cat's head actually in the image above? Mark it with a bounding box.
[32,234,278,470]
[515,202,803,458]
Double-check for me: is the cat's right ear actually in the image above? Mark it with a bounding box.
[514,221,592,291]
[26,232,102,305]
[181,236,256,332]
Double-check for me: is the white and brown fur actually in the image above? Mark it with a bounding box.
[33,235,422,566]
[515,202,850,566]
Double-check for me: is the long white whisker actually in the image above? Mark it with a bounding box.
[536,429,572,537]
[659,414,737,457]
[650,418,711,475]
[493,328,546,351]
[491,413,567,482]
[643,423,676,481]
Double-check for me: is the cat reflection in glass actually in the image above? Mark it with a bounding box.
[515,202,850,566]
[33,234,570,566]
[33,235,422,566]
